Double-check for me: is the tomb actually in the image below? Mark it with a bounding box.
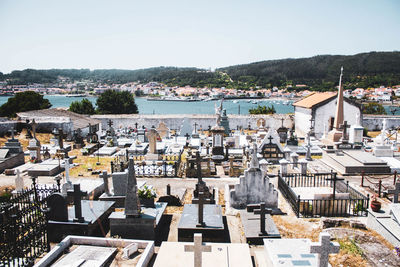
[46,184,115,242]
[154,233,253,267]
[108,157,167,240]
[367,203,400,247]
[27,159,62,176]
[239,202,281,245]
[228,143,278,209]
[0,128,25,172]
[259,130,284,163]
[34,235,154,267]
[145,126,160,160]
[178,192,225,242]
[255,232,339,267]
[373,118,394,157]
[158,184,187,206]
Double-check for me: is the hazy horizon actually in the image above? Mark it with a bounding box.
[1,0,399,74]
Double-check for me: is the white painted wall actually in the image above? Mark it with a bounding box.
[295,99,361,138]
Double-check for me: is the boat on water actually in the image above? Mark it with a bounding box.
[233,100,238,103]
[147,96,201,102]
[252,100,257,104]
[65,94,87,97]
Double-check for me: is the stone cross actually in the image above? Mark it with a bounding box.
[185,133,190,140]
[100,170,111,196]
[253,202,272,235]
[15,169,24,192]
[268,135,273,144]
[388,182,400,203]
[184,233,211,267]
[67,184,87,223]
[148,128,158,154]
[8,127,16,141]
[305,131,312,161]
[340,121,350,141]
[125,157,141,217]
[196,151,203,185]
[250,142,260,169]
[196,191,205,227]
[310,232,340,267]
[64,159,71,184]
[30,119,38,139]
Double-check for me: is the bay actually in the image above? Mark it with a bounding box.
[0,95,296,114]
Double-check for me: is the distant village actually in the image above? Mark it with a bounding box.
[1,79,400,102]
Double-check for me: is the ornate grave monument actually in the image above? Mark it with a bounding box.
[27,119,41,163]
[0,127,25,172]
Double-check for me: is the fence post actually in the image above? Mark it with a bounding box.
[297,195,301,218]
[346,181,349,192]
[174,162,178,177]
[394,170,397,185]
[378,179,382,197]
[366,194,370,215]
[361,171,365,187]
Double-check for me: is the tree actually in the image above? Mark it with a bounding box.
[96,90,138,114]
[362,102,387,115]
[69,98,96,115]
[249,105,276,115]
[0,91,51,117]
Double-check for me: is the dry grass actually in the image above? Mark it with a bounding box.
[69,148,113,177]
[0,130,52,149]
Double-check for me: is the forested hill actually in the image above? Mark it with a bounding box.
[1,51,400,90]
[217,51,400,90]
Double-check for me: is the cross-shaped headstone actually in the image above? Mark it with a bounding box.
[100,170,111,196]
[196,191,205,227]
[8,127,16,141]
[125,157,141,217]
[67,184,87,223]
[325,172,344,199]
[134,122,138,129]
[268,136,274,144]
[310,232,340,267]
[388,182,400,203]
[108,119,113,128]
[185,133,190,140]
[30,119,38,139]
[340,120,350,141]
[184,233,211,267]
[196,151,203,185]
[281,118,285,128]
[253,202,272,235]
[194,122,198,133]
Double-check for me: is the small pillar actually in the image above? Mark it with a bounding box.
[290,152,299,168]
[283,146,291,161]
[299,158,308,175]
[229,156,235,177]
[279,158,289,176]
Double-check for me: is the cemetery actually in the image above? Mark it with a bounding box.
[1,86,400,267]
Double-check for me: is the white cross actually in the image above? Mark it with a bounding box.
[310,232,340,267]
[184,233,211,267]
[388,182,400,203]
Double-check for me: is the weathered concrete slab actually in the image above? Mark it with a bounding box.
[52,245,117,267]
[239,210,280,245]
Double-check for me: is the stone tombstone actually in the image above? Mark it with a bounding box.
[147,127,158,154]
[184,233,212,267]
[310,232,340,267]
[47,193,68,222]
[15,169,24,192]
[388,182,400,203]
[112,170,128,196]
[125,157,141,217]
[157,122,170,139]
[52,245,117,267]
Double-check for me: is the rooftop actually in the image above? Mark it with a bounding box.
[293,92,336,109]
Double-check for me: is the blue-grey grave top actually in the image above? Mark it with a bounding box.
[178,204,223,230]
[68,200,114,224]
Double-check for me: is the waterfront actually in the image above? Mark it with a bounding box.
[0,95,295,114]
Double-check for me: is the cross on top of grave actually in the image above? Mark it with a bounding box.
[194,122,198,133]
[67,184,87,223]
[250,142,260,169]
[125,157,141,217]
[196,151,203,185]
[30,119,38,139]
[8,127,16,141]
[340,120,350,141]
[185,133,190,140]
[309,117,315,131]
[135,122,138,129]
[325,171,344,199]
[281,118,285,128]
[184,233,211,267]
[253,202,272,236]
[268,136,273,144]
[388,182,400,203]
[100,170,111,196]
[310,232,340,267]
[196,191,206,227]
[108,119,113,128]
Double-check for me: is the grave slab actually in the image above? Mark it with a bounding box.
[239,210,281,245]
[367,206,400,247]
[95,146,118,156]
[178,204,225,242]
[48,200,115,242]
[154,242,252,267]
[52,245,117,267]
[109,202,167,240]
[99,180,146,208]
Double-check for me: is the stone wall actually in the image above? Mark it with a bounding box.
[362,115,400,131]
[91,114,293,132]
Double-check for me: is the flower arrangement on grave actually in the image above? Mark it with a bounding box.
[138,186,156,199]
[394,247,400,258]
[370,194,381,212]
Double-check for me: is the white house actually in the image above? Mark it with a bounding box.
[293,92,362,138]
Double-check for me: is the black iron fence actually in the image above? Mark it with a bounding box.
[0,185,58,267]
[278,173,369,218]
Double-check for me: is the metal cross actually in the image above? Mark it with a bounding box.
[135,122,138,129]
[67,184,87,223]
[194,122,198,133]
[253,202,272,235]
[8,127,16,140]
[196,151,203,185]
[108,119,113,128]
[310,233,340,267]
[185,133,190,140]
[325,171,344,199]
[388,182,400,203]
[184,233,211,267]
[196,191,205,227]
[268,136,274,144]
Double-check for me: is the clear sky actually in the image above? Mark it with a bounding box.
[0,0,399,74]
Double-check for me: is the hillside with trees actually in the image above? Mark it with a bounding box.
[1,51,399,90]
